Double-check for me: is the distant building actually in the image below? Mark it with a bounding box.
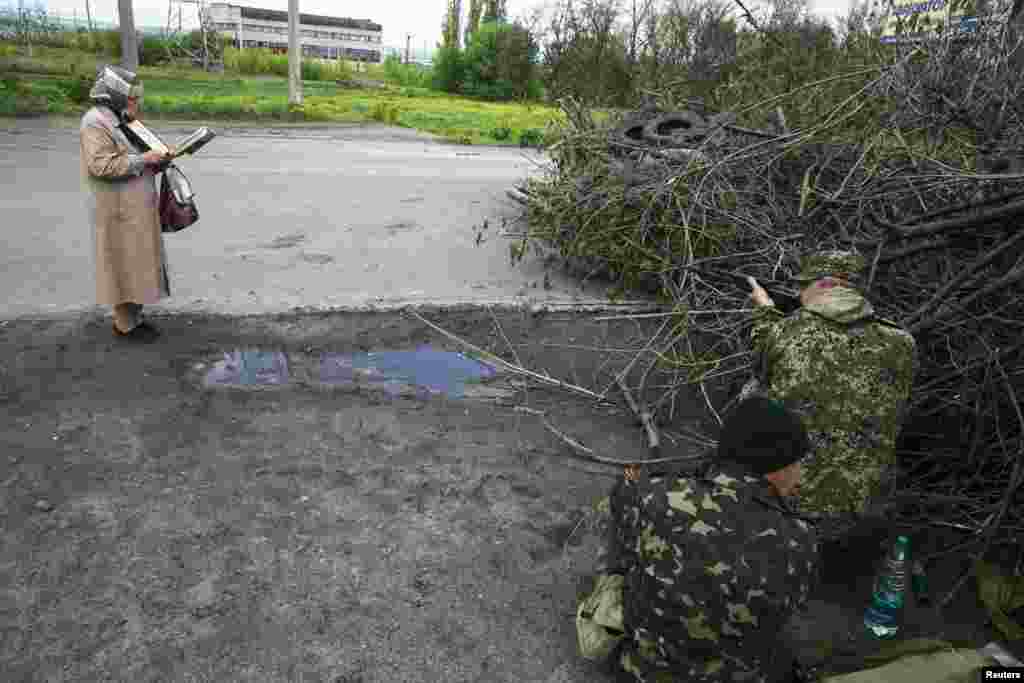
[208,3,382,62]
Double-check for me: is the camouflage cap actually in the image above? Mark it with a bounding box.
[793,250,866,284]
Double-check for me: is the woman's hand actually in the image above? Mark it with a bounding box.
[142,150,170,166]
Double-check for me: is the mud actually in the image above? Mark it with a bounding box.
[0,306,1011,682]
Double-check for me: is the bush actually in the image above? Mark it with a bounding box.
[224,46,285,76]
[463,77,516,101]
[302,58,352,82]
[223,47,351,81]
[519,128,543,148]
[490,124,512,141]
[139,35,170,66]
[101,29,121,58]
[0,76,52,115]
[431,46,464,94]
[381,55,431,88]
[1,75,21,94]
[461,21,538,101]
[57,75,92,104]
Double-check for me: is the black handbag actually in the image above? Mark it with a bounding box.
[159,163,199,233]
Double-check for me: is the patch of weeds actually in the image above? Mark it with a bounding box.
[57,76,93,105]
[0,76,54,116]
[519,128,544,148]
[444,130,474,145]
[370,100,402,125]
[301,101,335,122]
[490,124,512,141]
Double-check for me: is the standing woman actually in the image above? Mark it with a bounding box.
[80,65,171,342]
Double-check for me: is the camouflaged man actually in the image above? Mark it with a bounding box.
[597,397,819,683]
[745,250,917,525]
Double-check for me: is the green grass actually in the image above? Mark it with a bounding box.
[1,43,563,144]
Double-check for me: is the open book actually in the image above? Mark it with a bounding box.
[122,120,216,158]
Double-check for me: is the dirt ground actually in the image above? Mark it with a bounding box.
[0,306,1012,682]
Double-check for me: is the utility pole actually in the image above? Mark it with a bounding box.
[18,0,33,57]
[117,0,139,70]
[405,32,413,64]
[288,0,302,105]
[85,0,94,32]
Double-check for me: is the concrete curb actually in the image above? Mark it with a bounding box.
[0,298,665,323]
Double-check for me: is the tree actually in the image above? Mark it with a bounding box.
[764,0,809,30]
[466,0,484,44]
[833,0,885,50]
[462,20,539,99]
[11,0,56,57]
[117,0,138,70]
[624,0,656,68]
[482,0,507,23]
[540,0,634,105]
[644,0,739,96]
[442,0,462,50]
[432,44,466,92]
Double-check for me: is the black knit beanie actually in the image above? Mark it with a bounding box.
[716,396,810,475]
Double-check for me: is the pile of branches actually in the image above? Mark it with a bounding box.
[509,12,1024,553]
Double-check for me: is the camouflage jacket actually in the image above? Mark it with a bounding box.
[750,287,916,517]
[609,460,819,683]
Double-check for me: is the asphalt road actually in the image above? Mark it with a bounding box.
[0,120,616,319]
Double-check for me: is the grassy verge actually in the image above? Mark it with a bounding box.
[1,43,563,146]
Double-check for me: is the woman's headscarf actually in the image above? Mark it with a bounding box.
[89,65,144,118]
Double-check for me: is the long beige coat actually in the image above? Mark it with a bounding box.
[80,106,170,306]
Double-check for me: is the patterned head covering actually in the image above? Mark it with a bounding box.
[89,65,144,116]
[793,250,866,285]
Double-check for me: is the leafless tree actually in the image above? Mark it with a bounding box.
[541,0,635,104]
[654,0,739,84]
[466,0,484,43]
[832,0,885,48]
[442,0,462,49]
[763,0,808,30]
[623,0,656,65]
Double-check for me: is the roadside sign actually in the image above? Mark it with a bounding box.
[876,0,1015,43]
[878,0,978,43]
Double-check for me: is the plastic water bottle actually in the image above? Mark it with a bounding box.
[864,535,910,637]
[911,560,930,605]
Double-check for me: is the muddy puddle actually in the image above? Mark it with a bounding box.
[200,346,507,399]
